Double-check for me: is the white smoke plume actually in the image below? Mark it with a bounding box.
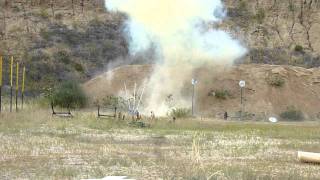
[105,0,247,115]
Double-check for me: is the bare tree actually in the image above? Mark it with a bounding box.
[80,0,84,13]
[50,0,55,17]
[287,0,297,45]
[1,0,9,40]
[71,0,75,16]
[298,0,317,51]
[21,0,30,33]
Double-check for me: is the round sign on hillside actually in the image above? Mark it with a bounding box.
[239,80,246,88]
[192,78,198,85]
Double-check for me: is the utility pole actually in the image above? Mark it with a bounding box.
[192,78,198,116]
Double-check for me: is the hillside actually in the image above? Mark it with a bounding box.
[0,0,320,93]
[0,0,128,92]
[224,0,320,66]
[84,64,320,120]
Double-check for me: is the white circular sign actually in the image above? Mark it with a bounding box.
[192,79,198,85]
[239,80,246,88]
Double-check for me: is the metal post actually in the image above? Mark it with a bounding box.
[15,62,19,112]
[21,93,24,110]
[15,90,18,112]
[98,105,100,117]
[10,86,12,112]
[240,87,243,120]
[22,66,25,110]
[192,83,195,116]
[191,78,198,117]
[10,56,13,112]
[239,80,246,121]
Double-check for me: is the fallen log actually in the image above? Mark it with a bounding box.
[298,151,320,164]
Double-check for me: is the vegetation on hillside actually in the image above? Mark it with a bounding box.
[0,0,128,93]
[227,0,320,67]
[1,0,320,95]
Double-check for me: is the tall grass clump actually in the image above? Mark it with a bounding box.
[169,108,192,118]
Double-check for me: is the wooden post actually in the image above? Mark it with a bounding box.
[22,66,25,109]
[15,62,19,112]
[10,56,13,112]
[98,105,100,117]
[0,56,2,113]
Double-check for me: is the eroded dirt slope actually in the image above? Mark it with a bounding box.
[84,64,320,119]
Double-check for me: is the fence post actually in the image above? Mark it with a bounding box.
[10,56,13,112]
[22,66,25,109]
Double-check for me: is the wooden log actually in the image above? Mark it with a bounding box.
[298,151,320,164]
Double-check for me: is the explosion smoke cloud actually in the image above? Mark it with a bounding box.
[105,0,247,115]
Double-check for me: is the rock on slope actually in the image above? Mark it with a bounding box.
[84,64,320,119]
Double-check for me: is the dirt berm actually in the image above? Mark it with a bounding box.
[84,64,320,120]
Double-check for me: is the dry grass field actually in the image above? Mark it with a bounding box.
[1,107,320,179]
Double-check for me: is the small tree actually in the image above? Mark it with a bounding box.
[50,81,87,109]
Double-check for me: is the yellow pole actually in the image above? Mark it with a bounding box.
[10,56,13,112]
[16,62,19,112]
[0,56,2,112]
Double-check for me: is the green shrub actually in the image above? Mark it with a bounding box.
[214,90,231,100]
[267,75,285,87]
[294,45,304,52]
[74,63,84,73]
[99,96,126,110]
[54,50,71,64]
[12,5,21,12]
[254,8,266,24]
[54,13,63,20]
[128,121,149,128]
[39,9,50,19]
[169,108,192,118]
[280,106,304,121]
[40,28,51,40]
[50,81,87,108]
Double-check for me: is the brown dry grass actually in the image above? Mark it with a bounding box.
[0,108,320,179]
